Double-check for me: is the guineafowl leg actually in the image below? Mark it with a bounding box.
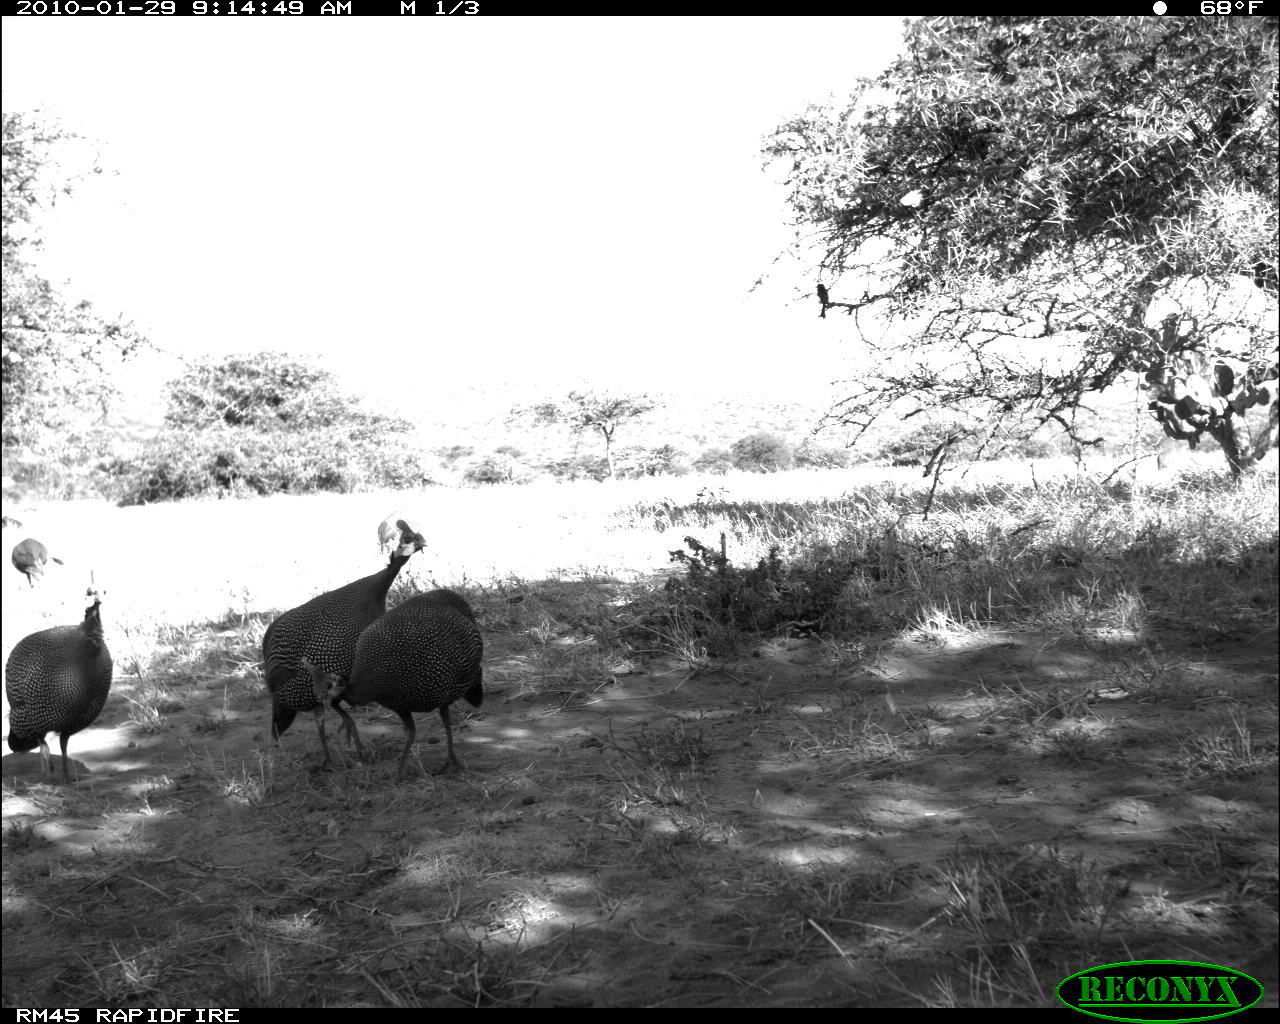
[395,711,417,782]
[58,733,73,784]
[38,738,52,777]
[334,701,366,760]
[435,705,464,775]
[310,705,341,772]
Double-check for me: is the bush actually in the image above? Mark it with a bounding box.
[106,353,438,503]
[436,444,475,467]
[658,535,859,653]
[692,447,735,474]
[877,421,982,466]
[110,424,435,505]
[1007,433,1062,460]
[462,452,529,485]
[618,444,688,478]
[731,432,794,472]
[541,454,610,482]
[164,353,343,430]
[878,420,1069,466]
[6,428,134,501]
[794,441,854,469]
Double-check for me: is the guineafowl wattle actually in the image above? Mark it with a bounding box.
[262,518,427,770]
[5,588,113,783]
[339,589,483,780]
[11,537,63,587]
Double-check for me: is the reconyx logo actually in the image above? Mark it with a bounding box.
[1057,961,1263,1023]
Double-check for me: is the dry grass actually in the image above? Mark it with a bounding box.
[2,455,1276,1007]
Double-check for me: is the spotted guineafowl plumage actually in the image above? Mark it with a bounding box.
[338,589,483,780]
[12,537,63,587]
[5,588,113,783]
[262,519,427,769]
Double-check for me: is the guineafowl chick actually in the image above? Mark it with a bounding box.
[12,538,63,587]
[5,588,113,783]
[262,518,427,770]
[341,589,483,780]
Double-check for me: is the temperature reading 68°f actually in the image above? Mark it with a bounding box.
[1201,1,1266,11]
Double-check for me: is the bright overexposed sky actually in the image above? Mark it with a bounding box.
[2,17,907,410]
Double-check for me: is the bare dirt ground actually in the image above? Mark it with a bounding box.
[3,582,1276,1007]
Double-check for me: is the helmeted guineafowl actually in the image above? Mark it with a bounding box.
[338,588,483,780]
[262,518,427,769]
[5,588,113,783]
[12,538,63,587]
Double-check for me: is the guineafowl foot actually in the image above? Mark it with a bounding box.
[433,757,465,776]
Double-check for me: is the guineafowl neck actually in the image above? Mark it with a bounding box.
[372,554,412,599]
[82,606,106,648]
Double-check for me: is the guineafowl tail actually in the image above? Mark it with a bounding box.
[271,706,298,739]
[8,731,39,754]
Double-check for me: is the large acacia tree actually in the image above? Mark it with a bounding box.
[767,16,1278,477]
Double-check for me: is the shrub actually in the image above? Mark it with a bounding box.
[436,444,475,467]
[6,428,134,501]
[1007,433,1062,460]
[541,454,610,482]
[110,424,434,505]
[731,432,794,472]
[108,353,437,503]
[462,451,529,485]
[164,353,343,430]
[618,444,688,478]
[794,441,854,469]
[658,535,859,653]
[692,447,735,474]
[877,421,982,466]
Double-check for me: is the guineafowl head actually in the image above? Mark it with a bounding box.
[8,732,39,754]
[301,657,346,703]
[83,585,104,615]
[393,519,427,556]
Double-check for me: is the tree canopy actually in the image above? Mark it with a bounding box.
[766,16,1278,476]
[2,111,148,453]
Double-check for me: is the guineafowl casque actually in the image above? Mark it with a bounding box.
[5,587,113,783]
[338,588,483,780]
[12,537,63,587]
[377,512,408,557]
[261,518,427,770]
